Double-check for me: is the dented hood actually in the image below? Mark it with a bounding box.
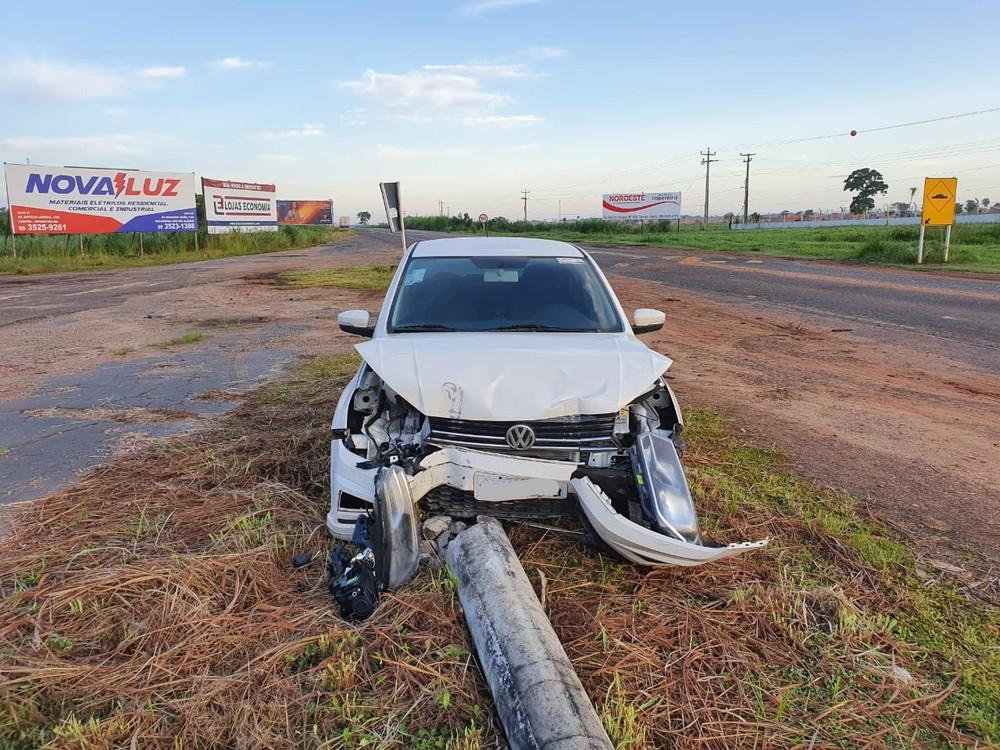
[355,333,672,421]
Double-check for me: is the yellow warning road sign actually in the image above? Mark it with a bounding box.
[921,177,958,226]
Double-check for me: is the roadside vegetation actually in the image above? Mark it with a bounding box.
[0,226,349,276]
[278,265,397,293]
[404,215,1000,272]
[0,354,996,748]
[151,331,206,349]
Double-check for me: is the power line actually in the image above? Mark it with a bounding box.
[740,152,756,224]
[700,148,718,229]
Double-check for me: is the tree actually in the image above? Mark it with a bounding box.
[964,199,979,215]
[892,201,911,217]
[982,198,991,210]
[803,208,815,219]
[955,202,963,215]
[909,186,918,210]
[843,168,888,215]
[357,211,371,225]
[749,211,761,223]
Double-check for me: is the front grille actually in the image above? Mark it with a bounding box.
[428,413,618,459]
[423,485,579,520]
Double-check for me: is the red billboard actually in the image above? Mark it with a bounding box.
[276,200,333,226]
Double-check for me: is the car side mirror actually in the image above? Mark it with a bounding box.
[338,309,375,337]
[632,308,665,334]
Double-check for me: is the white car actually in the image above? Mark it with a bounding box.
[330,237,765,589]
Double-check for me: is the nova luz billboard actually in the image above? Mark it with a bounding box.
[3,163,197,234]
[602,191,682,221]
[202,177,278,234]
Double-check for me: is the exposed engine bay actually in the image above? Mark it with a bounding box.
[329,364,768,591]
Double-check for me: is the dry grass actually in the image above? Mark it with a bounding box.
[0,354,996,749]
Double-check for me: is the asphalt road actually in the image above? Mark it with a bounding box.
[400,229,1000,372]
[0,230,403,328]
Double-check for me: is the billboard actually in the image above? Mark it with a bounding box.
[277,200,333,226]
[202,177,278,234]
[3,163,196,235]
[602,191,682,221]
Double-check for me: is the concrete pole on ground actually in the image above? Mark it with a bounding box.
[447,520,614,750]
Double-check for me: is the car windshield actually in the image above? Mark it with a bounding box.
[388,255,623,333]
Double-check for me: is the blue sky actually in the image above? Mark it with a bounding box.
[2,0,998,220]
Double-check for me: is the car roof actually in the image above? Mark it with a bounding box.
[409,236,584,258]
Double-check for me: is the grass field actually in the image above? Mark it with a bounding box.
[404,216,1000,273]
[278,265,397,293]
[0,226,349,276]
[0,354,996,748]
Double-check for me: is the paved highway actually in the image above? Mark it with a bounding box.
[400,229,1000,372]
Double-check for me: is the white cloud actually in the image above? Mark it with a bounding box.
[213,56,270,70]
[521,45,567,61]
[458,0,546,15]
[258,153,298,164]
[1,133,147,155]
[463,114,544,129]
[375,144,470,160]
[422,63,535,79]
[502,143,542,153]
[339,68,510,112]
[0,59,127,101]
[136,66,186,79]
[251,122,325,139]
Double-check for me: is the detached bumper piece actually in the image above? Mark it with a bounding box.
[574,477,768,566]
[370,446,767,588]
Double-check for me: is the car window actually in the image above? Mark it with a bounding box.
[388,255,623,333]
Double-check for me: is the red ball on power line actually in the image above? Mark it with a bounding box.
[850,129,858,136]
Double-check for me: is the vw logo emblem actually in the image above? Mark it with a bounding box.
[505,424,536,450]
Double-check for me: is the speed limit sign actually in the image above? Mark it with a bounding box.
[478,213,488,224]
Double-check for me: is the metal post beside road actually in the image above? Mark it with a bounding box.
[700,147,717,230]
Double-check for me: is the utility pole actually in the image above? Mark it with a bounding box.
[699,148,717,230]
[740,152,756,224]
[558,199,562,222]
[438,200,444,216]
[521,189,530,221]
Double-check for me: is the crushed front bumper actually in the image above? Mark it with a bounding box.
[331,445,766,577]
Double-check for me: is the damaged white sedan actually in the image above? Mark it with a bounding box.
[330,237,766,589]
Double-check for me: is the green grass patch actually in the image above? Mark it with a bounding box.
[277,265,396,293]
[0,227,350,276]
[151,331,205,349]
[405,215,1000,272]
[111,346,135,356]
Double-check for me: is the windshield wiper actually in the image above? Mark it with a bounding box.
[489,324,592,332]
[392,324,463,332]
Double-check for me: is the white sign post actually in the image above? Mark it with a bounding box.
[380,181,406,254]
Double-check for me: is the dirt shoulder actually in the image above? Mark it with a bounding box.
[610,276,1000,572]
[2,238,996,571]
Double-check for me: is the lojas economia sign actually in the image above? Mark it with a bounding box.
[201,177,278,234]
[3,163,197,234]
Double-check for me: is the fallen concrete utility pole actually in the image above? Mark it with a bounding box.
[447,520,614,750]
